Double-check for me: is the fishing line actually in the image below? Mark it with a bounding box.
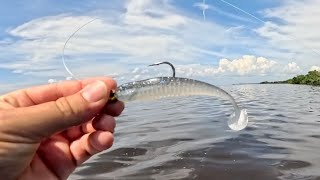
[62,7,248,174]
[62,18,99,80]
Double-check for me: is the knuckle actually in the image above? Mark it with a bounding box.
[55,97,79,118]
[0,95,19,107]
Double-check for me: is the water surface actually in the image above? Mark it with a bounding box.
[69,84,320,180]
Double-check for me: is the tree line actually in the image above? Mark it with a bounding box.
[261,70,320,86]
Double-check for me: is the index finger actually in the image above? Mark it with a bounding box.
[1,77,117,107]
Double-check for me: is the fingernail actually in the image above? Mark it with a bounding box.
[82,81,108,102]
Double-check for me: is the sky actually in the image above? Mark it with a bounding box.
[0,0,320,93]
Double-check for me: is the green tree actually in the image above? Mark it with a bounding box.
[261,70,320,86]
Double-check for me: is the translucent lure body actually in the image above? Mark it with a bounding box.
[61,20,248,131]
[116,77,248,131]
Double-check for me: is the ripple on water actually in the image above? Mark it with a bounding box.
[69,84,320,180]
[275,160,312,170]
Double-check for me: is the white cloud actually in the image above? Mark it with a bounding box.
[217,55,277,75]
[1,0,320,87]
[256,0,320,66]
[310,66,320,72]
[284,62,301,74]
[0,0,242,81]
[48,79,58,84]
[194,1,209,10]
[124,55,278,79]
[124,0,187,29]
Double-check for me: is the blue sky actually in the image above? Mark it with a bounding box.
[1,0,320,92]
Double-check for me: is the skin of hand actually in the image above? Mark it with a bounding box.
[0,77,124,180]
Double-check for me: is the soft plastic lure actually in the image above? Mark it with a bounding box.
[62,20,248,131]
[110,62,248,131]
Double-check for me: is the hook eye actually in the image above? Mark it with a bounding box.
[108,90,118,103]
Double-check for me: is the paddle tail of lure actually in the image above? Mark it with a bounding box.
[116,77,248,131]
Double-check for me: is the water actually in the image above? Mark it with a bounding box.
[69,84,320,180]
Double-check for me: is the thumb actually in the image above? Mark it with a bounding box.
[2,80,110,141]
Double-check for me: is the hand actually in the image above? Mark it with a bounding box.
[0,77,124,180]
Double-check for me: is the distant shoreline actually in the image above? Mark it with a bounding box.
[232,83,260,85]
[260,70,320,86]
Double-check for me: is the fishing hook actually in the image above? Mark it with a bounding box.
[148,61,176,78]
